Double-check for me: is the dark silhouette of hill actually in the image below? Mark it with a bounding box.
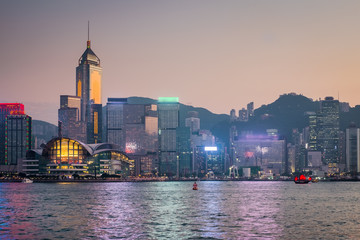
[33,94,360,149]
[32,120,58,148]
[244,94,319,137]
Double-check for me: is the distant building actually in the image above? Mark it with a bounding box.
[158,97,179,177]
[238,108,248,122]
[75,33,102,143]
[0,103,25,165]
[185,111,200,133]
[247,102,254,117]
[317,97,339,165]
[340,102,350,112]
[5,114,32,165]
[306,112,317,151]
[230,102,254,122]
[230,109,236,122]
[106,98,127,151]
[177,127,192,177]
[58,95,86,142]
[346,126,360,174]
[193,146,224,177]
[307,151,322,168]
[232,134,286,175]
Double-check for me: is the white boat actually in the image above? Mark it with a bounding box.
[22,178,33,183]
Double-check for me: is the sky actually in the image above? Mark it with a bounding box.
[1,0,360,124]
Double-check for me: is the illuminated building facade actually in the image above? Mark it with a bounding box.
[76,34,102,143]
[0,103,25,165]
[317,97,339,165]
[22,137,134,176]
[5,114,32,165]
[192,146,225,177]
[158,97,179,177]
[106,99,158,175]
[232,135,286,175]
[306,111,317,151]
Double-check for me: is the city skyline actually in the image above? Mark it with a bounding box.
[2,1,360,124]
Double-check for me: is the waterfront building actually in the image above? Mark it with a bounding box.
[192,146,224,178]
[75,32,103,143]
[5,114,32,165]
[177,127,192,177]
[21,137,134,177]
[346,125,360,174]
[158,97,179,177]
[317,97,339,165]
[0,103,25,165]
[232,134,286,175]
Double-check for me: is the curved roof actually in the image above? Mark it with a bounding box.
[42,137,94,156]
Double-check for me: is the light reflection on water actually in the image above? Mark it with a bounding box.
[1,181,360,239]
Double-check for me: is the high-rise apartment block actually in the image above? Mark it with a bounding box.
[230,102,254,122]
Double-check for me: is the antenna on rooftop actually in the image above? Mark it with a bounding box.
[87,21,91,48]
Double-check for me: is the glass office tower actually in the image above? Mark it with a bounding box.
[158,97,179,177]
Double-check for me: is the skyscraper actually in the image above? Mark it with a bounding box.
[0,103,25,164]
[346,125,360,174]
[106,98,127,151]
[158,97,179,177]
[317,97,339,165]
[76,28,102,143]
[5,114,32,165]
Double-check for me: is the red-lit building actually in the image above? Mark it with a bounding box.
[0,103,26,165]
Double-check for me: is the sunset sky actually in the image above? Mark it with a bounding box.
[1,0,360,124]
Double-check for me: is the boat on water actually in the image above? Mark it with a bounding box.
[294,174,311,184]
[193,182,198,190]
[22,178,33,183]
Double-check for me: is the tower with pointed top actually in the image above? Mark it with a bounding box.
[76,26,102,143]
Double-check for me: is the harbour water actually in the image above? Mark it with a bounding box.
[1,181,360,239]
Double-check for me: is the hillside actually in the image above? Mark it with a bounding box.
[127,97,229,131]
[32,120,58,148]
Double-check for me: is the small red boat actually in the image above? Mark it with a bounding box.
[193,182,198,190]
[294,174,311,184]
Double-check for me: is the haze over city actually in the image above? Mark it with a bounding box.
[1,0,360,124]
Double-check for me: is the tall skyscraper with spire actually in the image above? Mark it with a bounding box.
[75,23,102,143]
